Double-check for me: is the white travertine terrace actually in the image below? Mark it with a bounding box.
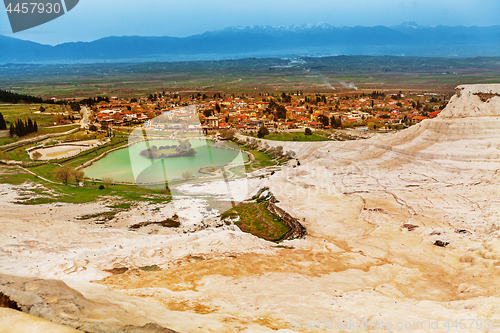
[1,84,500,332]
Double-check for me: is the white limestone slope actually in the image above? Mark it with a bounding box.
[2,84,500,332]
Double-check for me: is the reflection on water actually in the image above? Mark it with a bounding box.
[84,139,247,183]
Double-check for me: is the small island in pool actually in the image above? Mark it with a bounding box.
[140,139,196,159]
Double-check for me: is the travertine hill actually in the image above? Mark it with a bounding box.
[374,84,500,162]
[266,84,500,164]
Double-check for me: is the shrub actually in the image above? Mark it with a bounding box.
[181,171,193,180]
[102,177,113,189]
[257,126,269,138]
[53,166,74,185]
[31,151,42,161]
[99,184,105,190]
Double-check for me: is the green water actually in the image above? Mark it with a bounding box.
[84,139,247,183]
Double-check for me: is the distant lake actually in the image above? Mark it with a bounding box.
[84,139,247,184]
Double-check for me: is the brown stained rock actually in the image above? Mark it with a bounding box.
[434,240,449,247]
[161,214,180,228]
[473,92,500,102]
[104,267,129,275]
[402,224,420,231]
[130,214,180,230]
[0,292,21,310]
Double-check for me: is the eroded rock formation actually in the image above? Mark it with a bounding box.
[0,274,177,333]
[266,195,306,240]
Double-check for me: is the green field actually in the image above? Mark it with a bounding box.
[0,124,80,147]
[0,104,73,127]
[2,56,500,99]
[238,145,276,172]
[0,166,171,207]
[221,201,290,242]
[0,102,80,147]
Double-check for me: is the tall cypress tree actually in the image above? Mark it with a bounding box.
[331,116,342,129]
[0,113,6,130]
[9,124,14,137]
[20,119,26,136]
[27,118,33,133]
[34,120,38,132]
[15,120,22,137]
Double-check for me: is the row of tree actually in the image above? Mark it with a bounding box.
[0,89,44,104]
[79,96,109,107]
[0,89,66,105]
[9,118,38,137]
[316,114,343,128]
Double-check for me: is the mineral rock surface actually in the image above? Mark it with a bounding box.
[1,84,500,332]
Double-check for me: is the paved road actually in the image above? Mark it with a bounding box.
[80,106,90,129]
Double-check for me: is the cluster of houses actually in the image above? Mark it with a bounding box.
[89,91,445,132]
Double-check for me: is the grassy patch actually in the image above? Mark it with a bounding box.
[0,103,69,127]
[0,124,80,151]
[139,265,160,271]
[109,202,132,210]
[239,145,276,172]
[2,145,30,161]
[221,201,290,242]
[38,124,80,134]
[75,201,135,222]
[77,210,120,223]
[0,166,171,206]
[245,132,331,142]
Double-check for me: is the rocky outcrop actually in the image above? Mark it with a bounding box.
[353,84,500,163]
[129,214,181,229]
[0,274,178,333]
[439,84,500,118]
[0,291,20,310]
[266,195,306,240]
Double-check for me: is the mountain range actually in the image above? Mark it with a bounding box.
[1,22,500,64]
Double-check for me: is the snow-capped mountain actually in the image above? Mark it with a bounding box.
[1,23,500,63]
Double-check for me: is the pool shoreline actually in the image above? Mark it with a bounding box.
[81,138,254,185]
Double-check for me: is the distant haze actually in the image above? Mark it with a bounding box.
[1,0,499,45]
[2,24,500,64]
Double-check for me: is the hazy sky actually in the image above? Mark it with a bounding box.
[1,0,499,45]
